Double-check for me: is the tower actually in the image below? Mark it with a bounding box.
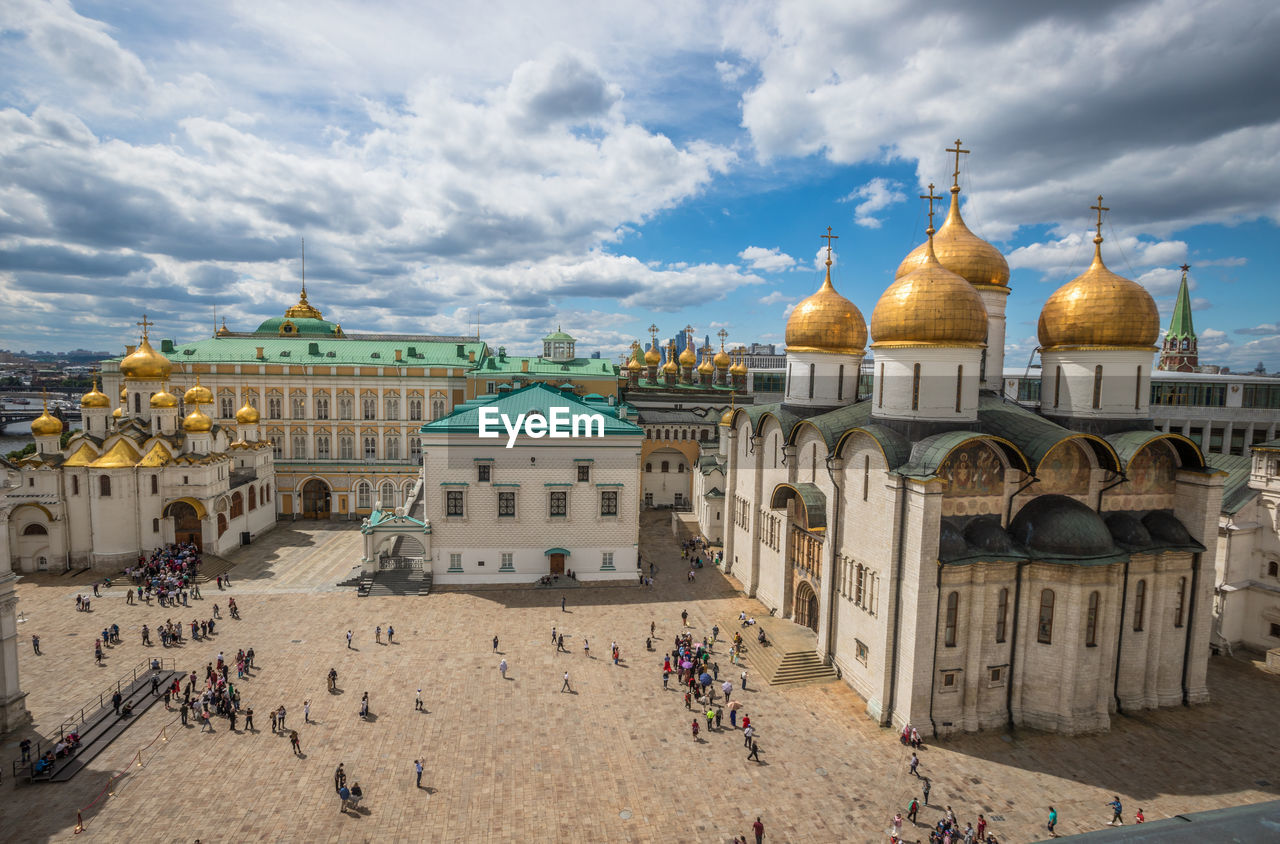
[678,326,697,384]
[79,375,111,438]
[30,393,63,455]
[1159,264,1198,372]
[149,385,180,436]
[119,315,173,426]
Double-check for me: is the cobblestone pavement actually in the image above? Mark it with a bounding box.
[2,517,1278,843]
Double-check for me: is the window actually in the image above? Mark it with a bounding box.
[995,588,1008,643]
[356,482,372,510]
[446,490,464,517]
[410,437,422,462]
[877,363,884,408]
[362,397,376,420]
[577,464,590,482]
[380,481,396,509]
[1271,623,1280,639]
[292,435,306,459]
[498,491,515,517]
[601,551,614,569]
[644,492,653,507]
[1092,364,1103,409]
[1174,577,1186,628]
[944,591,959,647]
[1086,591,1100,646]
[677,463,685,473]
[249,486,257,510]
[837,364,845,401]
[71,475,79,495]
[363,436,377,459]
[990,667,1004,684]
[855,639,868,665]
[645,463,652,473]
[1053,365,1062,409]
[955,365,964,412]
[448,553,462,572]
[661,461,669,473]
[942,672,957,688]
[431,397,445,420]
[268,396,281,419]
[1135,365,1143,410]
[601,490,618,516]
[270,435,283,459]
[863,455,870,501]
[292,397,305,418]
[316,434,331,459]
[231,492,244,518]
[152,518,160,533]
[151,475,159,495]
[1037,589,1055,644]
[808,362,815,399]
[911,363,921,411]
[500,552,514,571]
[316,397,329,420]
[385,397,399,420]
[220,395,234,418]
[1133,579,1146,631]
[1270,561,1279,578]
[339,436,354,460]
[478,464,491,482]
[549,491,567,517]
[409,398,422,421]
[385,437,400,461]
[99,475,111,497]
[339,397,353,419]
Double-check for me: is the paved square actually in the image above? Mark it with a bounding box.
[3,514,1279,842]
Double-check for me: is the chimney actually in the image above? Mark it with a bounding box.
[256,347,265,360]
[395,349,403,362]
[468,350,476,363]
[522,360,530,373]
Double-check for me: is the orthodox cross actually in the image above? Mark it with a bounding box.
[684,324,695,347]
[946,138,969,188]
[1091,195,1109,239]
[136,314,154,340]
[717,328,728,350]
[920,184,942,231]
[821,226,838,265]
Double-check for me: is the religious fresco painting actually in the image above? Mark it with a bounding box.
[1036,440,1092,496]
[1109,440,1178,511]
[940,440,1006,516]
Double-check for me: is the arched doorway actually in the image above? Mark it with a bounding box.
[302,478,332,519]
[794,580,819,633]
[168,501,203,551]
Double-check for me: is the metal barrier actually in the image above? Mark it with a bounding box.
[378,556,423,571]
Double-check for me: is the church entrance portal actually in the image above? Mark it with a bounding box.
[794,580,819,633]
[169,501,203,551]
[302,479,332,519]
[549,553,565,575]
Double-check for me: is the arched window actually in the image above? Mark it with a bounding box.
[339,435,354,460]
[264,483,271,502]
[944,591,959,647]
[661,461,669,473]
[1133,579,1146,631]
[152,518,160,533]
[1181,338,1189,351]
[72,475,79,495]
[134,392,141,414]
[1092,365,1103,409]
[911,363,921,411]
[409,398,423,420]
[249,486,257,511]
[677,463,685,473]
[99,475,112,497]
[995,587,1009,643]
[386,436,400,461]
[150,475,159,495]
[316,434,331,459]
[1269,561,1278,578]
[230,492,244,518]
[1173,576,1186,628]
[1086,591,1100,646]
[338,396,352,419]
[22,523,47,535]
[362,397,377,420]
[315,397,330,419]
[217,513,228,536]
[355,481,372,510]
[431,398,445,420]
[645,463,652,473]
[379,481,396,509]
[363,436,377,459]
[410,437,422,461]
[1037,589,1055,644]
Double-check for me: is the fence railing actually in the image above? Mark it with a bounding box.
[379,556,423,571]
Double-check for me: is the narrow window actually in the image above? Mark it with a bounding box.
[1086,591,1100,646]
[1135,365,1143,410]
[837,364,845,401]
[878,363,884,408]
[911,363,921,411]
[1173,576,1186,628]
[477,464,491,482]
[1092,364,1103,409]
[955,364,964,413]
[99,475,111,497]
[134,392,141,414]
[1053,365,1062,409]
[71,475,79,495]
[995,587,1008,643]
[150,475,158,495]
[944,591,959,647]
[661,461,669,473]
[1037,589,1055,644]
[152,518,160,533]
[862,455,870,501]
[808,363,815,399]
[1133,579,1146,631]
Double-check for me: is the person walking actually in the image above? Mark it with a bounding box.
[228,708,237,731]
[663,669,670,689]
[752,816,764,844]
[112,690,122,714]
[681,609,689,627]
[290,730,301,755]
[907,798,920,824]
[31,634,40,655]
[552,626,557,644]
[179,700,189,726]
[376,625,382,644]
[1135,808,1145,824]
[561,671,572,693]
[691,719,700,740]
[338,784,351,813]
[245,707,254,731]
[304,700,311,723]
[557,634,566,652]
[921,778,931,807]
[583,639,590,658]
[561,596,566,612]
[1047,806,1058,838]
[270,708,278,733]
[416,688,424,711]
[499,658,508,679]
[743,724,754,747]
[740,669,748,691]
[1107,796,1123,826]
[748,740,761,762]
[346,630,353,649]
[493,635,499,653]
[706,708,715,732]
[892,813,903,838]
[976,814,986,838]
[909,753,919,777]
[415,759,424,788]
[722,679,732,701]
[387,625,395,643]
[278,705,287,731]
[335,763,346,793]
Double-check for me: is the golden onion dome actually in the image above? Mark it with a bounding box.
[661,356,678,375]
[31,405,63,437]
[697,352,714,375]
[872,236,988,347]
[284,286,324,320]
[150,387,178,409]
[112,407,123,419]
[183,378,213,407]
[678,344,697,367]
[719,407,735,427]
[120,385,128,401]
[80,379,110,408]
[713,346,732,369]
[1038,236,1159,350]
[784,265,868,354]
[183,406,213,433]
[644,344,662,366]
[730,350,748,376]
[895,186,1010,288]
[120,336,172,380]
[235,401,261,424]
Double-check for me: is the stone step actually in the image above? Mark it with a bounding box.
[745,644,838,687]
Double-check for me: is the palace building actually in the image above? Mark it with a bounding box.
[704,148,1224,737]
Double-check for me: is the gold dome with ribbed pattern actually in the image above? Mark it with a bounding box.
[1038,237,1159,350]
[183,406,213,433]
[235,401,261,424]
[872,236,988,347]
[895,186,1010,288]
[31,402,63,437]
[784,265,867,354]
[150,387,178,408]
[120,336,172,380]
[80,378,110,408]
[183,378,213,407]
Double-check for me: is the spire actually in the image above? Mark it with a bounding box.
[1167,264,1196,340]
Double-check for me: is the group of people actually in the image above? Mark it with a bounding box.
[661,617,762,761]
[126,542,204,606]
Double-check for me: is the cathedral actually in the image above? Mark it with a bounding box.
[705,152,1224,736]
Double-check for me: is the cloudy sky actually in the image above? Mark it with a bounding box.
[2,0,1278,371]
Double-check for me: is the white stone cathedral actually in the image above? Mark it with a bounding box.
[705,164,1223,737]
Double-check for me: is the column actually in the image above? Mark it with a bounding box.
[0,589,31,732]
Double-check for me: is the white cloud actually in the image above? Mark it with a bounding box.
[758,291,793,306]
[1008,231,1188,284]
[1235,323,1280,336]
[1200,328,1227,340]
[812,245,838,271]
[738,246,796,272]
[840,177,905,228]
[1194,256,1247,268]
[715,60,747,85]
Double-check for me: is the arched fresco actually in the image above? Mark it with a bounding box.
[939,440,1006,517]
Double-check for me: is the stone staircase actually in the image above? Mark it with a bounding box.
[363,568,432,597]
[193,553,237,584]
[745,642,839,686]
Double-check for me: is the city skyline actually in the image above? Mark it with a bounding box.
[1,1,1277,370]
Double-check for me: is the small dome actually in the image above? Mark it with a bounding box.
[80,379,110,408]
[31,407,63,437]
[661,356,678,375]
[120,385,128,401]
[896,186,1010,288]
[644,344,662,366]
[120,336,172,380]
[697,354,713,375]
[714,346,732,369]
[939,519,969,561]
[1038,234,1159,350]
[184,379,213,406]
[183,406,213,433]
[964,517,1019,555]
[235,401,260,424]
[1009,494,1118,559]
[1142,511,1194,546]
[1105,512,1152,548]
[729,351,748,376]
[112,407,123,419]
[678,344,697,367]
[719,407,735,427]
[785,266,867,354]
[872,239,988,346]
[150,388,178,409]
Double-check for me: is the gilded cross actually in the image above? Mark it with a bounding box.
[717,328,728,349]
[920,184,942,231]
[1091,195,1109,239]
[648,323,659,342]
[684,324,695,345]
[136,314,154,339]
[946,138,969,188]
[820,226,838,264]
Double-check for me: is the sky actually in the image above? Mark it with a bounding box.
[1,0,1278,371]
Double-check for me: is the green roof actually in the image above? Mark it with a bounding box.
[1207,453,1257,515]
[1106,429,1206,471]
[1165,268,1196,340]
[769,482,827,532]
[1252,438,1280,452]
[476,354,616,378]
[141,335,486,367]
[254,316,342,336]
[543,329,575,342]
[420,383,643,437]
[976,395,1121,472]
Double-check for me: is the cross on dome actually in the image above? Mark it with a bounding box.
[946,138,969,188]
[920,184,943,233]
[820,226,838,266]
[1091,195,1109,241]
[136,314,154,340]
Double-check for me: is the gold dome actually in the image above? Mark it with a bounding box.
[719,407,735,427]
[183,406,213,433]
[120,385,128,401]
[895,186,1010,288]
[1038,237,1159,350]
[661,342,678,374]
[871,237,988,347]
[80,378,110,408]
[713,345,732,369]
[697,349,714,375]
[112,407,123,419]
[183,378,213,407]
[150,387,178,409]
[729,350,748,376]
[644,344,661,366]
[235,401,260,424]
[120,336,172,380]
[678,344,697,367]
[31,403,63,437]
[284,285,324,320]
[784,266,868,354]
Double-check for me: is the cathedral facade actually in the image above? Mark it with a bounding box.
[706,166,1223,736]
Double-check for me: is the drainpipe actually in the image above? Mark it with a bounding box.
[1181,552,1201,706]
[823,456,841,667]
[1006,477,1039,525]
[927,560,942,737]
[885,476,909,725]
[1113,556,1131,716]
[1096,471,1127,513]
[1005,560,1028,729]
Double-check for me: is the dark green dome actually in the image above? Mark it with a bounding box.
[964,516,1018,555]
[1009,494,1118,559]
[254,317,342,337]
